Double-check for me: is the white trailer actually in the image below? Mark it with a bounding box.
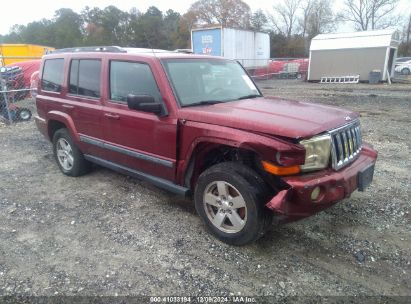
[191,27,270,68]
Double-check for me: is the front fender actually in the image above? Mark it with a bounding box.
[177,121,305,184]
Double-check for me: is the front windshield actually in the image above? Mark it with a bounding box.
[162,59,261,107]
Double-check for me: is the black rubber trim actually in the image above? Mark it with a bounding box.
[80,135,173,168]
[80,135,104,148]
[84,154,190,197]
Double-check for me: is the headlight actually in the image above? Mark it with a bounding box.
[300,134,331,172]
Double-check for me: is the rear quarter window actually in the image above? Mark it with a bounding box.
[41,59,64,92]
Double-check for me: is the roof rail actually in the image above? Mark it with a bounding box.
[51,46,126,54]
[174,49,193,54]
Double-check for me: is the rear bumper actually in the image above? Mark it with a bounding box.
[265,144,377,221]
[34,116,49,140]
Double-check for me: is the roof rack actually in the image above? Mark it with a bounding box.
[51,46,126,54]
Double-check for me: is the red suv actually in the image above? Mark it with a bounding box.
[35,46,377,245]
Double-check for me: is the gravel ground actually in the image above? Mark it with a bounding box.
[0,81,410,300]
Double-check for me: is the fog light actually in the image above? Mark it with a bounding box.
[311,186,321,201]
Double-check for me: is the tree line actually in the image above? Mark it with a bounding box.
[0,0,409,57]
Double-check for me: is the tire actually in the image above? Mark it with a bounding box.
[194,162,273,245]
[52,128,91,177]
[16,108,32,121]
[401,68,410,75]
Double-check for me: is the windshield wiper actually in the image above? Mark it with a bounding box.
[187,100,222,107]
[237,94,261,100]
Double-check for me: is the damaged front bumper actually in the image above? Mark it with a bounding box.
[265,144,378,222]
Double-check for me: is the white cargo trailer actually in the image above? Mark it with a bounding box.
[191,27,270,68]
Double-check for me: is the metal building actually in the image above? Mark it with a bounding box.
[308,29,400,82]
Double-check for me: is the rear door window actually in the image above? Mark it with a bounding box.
[109,61,162,103]
[41,59,64,92]
[69,59,101,98]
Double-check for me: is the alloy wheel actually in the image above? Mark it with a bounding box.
[56,138,74,171]
[203,181,247,234]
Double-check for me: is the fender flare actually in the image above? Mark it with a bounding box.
[47,111,80,143]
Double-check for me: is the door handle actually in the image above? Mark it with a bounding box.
[104,113,120,120]
[62,104,74,109]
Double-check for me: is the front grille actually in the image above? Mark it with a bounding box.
[330,120,362,170]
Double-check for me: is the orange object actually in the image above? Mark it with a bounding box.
[0,44,54,66]
[262,160,300,176]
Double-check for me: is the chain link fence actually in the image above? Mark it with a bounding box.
[0,57,39,125]
[0,56,310,126]
[240,58,309,81]
[241,58,411,84]
[1,55,409,127]
[393,70,411,82]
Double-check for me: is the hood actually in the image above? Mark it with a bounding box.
[178,97,359,139]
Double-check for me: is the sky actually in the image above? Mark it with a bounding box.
[0,0,410,35]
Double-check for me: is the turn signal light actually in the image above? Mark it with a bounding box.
[262,161,300,176]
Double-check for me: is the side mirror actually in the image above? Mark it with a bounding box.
[127,94,164,115]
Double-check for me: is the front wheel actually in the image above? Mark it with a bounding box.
[194,162,272,245]
[401,68,410,75]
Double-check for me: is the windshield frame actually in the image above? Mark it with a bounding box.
[160,58,263,108]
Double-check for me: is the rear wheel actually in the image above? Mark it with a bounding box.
[53,128,91,176]
[401,68,410,75]
[194,162,272,245]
